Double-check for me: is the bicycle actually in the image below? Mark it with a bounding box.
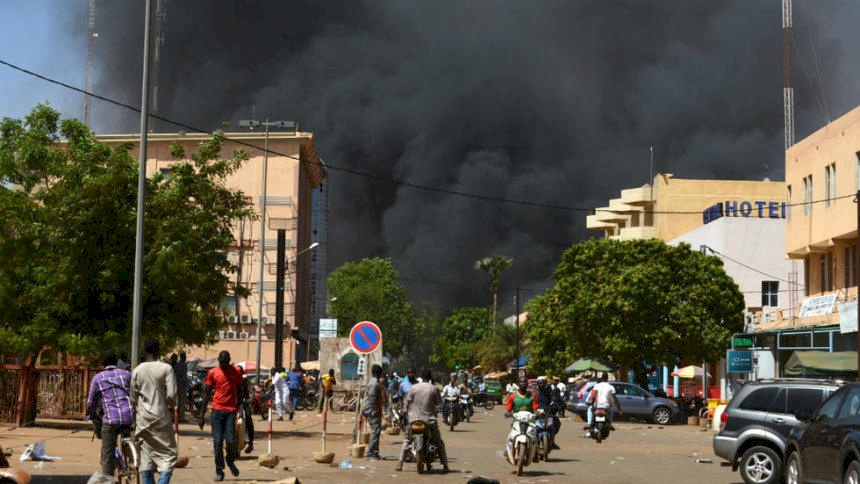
[332,389,361,414]
[114,434,140,484]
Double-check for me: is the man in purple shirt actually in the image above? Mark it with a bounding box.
[86,349,135,476]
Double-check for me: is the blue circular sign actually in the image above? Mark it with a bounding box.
[349,321,382,354]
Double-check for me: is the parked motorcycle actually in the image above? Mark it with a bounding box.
[505,410,538,476]
[442,396,460,431]
[459,394,473,422]
[589,407,611,443]
[473,391,495,410]
[407,420,441,474]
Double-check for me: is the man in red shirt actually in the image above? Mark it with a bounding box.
[200,351,243,481]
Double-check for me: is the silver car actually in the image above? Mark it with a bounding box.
[568,381,680,425]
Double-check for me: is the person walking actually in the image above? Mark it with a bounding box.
[396,369,449,473]
[318,368,336,412]
[86,349,135,477]
[236,365,255,454]
[270,367,288,421]
[362,364,385,460]
[287,366,304,421]
[199,350,242,481]
[130,338,178,484]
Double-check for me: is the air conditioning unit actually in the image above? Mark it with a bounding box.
[225,331,237,339]
[262,317,272,325]
[227,315,238,324]
[238,332,250,339]
[218,330,226,339]
[240,315,252,324]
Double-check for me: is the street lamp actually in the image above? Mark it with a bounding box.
[240,119,296,380]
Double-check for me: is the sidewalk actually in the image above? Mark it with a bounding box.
[2,410,363,483]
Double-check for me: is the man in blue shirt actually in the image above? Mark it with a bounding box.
[86,349,135,477]
[287,367,304,421]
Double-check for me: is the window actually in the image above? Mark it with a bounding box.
[815,387,848,423]
[770,388,825,415]
[738,387,778,412]
[802,175,813,215]
[819,253,833,293]
[340,353,361,380]
[804,256,811,296]
[786,185,792,221]
[837,387,860,418]
[825,164,837,206]
[846,247,858,288]
[828,252,834,291]
[761,281,779,307]
[159,167,172,181]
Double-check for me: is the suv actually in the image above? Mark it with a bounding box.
[713,379,842,484]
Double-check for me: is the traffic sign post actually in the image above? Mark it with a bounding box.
[349,321,382,354]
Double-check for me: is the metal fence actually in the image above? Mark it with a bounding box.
[0,365,98,426]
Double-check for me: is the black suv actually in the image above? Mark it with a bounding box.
[713,379,842,484]
[785,383,860,483]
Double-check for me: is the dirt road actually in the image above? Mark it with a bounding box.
[2,407,742,483]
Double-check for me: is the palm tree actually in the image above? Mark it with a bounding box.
[474,255,513,335]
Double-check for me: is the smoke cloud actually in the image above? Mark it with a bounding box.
[77,0,860,313]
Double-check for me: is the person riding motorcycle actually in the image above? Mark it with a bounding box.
[396,369,449,473]
[441,375,462,424]
[535,376,561,450]
[505,377,538,415]
[585,373,623,432]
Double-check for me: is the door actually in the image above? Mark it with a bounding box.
[612,383,648,417]
[800,386,847,482]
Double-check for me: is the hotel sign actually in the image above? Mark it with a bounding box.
[703,200,786,224]
[799,294,838,318]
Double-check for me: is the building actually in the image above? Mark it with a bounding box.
[98,130,325,369]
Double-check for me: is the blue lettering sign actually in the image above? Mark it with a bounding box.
[702,200,787,224]
[740,201,752,216]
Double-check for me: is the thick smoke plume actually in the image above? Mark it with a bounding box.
[77,1,860,313]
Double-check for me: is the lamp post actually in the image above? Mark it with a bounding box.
[274,240,319,370]
[240,119,296,381]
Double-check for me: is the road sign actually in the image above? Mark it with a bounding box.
[349,321,382,354]
[357,355,367,375]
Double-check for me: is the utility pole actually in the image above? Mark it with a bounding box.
[85,0,96,128]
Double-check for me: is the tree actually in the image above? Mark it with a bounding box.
[327,257,417,358]
[0,104,254,361]
[430,306,491,369]
[474,255,513,335]
[525,238,744,377]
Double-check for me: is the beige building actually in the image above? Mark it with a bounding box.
[785,107,860,332]
[98,130,324,369]
[587,175,785,242]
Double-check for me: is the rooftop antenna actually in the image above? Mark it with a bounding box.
[84,0,97,128]
[149,0,166,132]
[783,0,794,149]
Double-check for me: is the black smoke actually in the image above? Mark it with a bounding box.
[76,0,860,314]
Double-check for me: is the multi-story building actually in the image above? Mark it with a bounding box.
[98,130,325,369]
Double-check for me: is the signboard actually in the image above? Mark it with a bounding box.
[732,336,753,349]
[319,318,338,339]
[840,301,858,334]
[356,355,367,375]
[727,350,754,373]
[349,321,382,354]
[799,294,838,318]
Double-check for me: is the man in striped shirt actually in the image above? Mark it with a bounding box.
[86,349,135,476]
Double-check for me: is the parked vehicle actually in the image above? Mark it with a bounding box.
[406,420,441,474]
[785,382,860,484]
[713,378,841,484]
[504,410,538,476]
[589,407,612,443]
[473,391,496,410]
[483,380,503,404]
[568,381,679,425]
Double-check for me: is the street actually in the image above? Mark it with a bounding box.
[3,405,744,483]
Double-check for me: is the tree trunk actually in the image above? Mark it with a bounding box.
[492,291,498,335]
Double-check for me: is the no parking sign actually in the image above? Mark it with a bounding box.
[349,321,382,354]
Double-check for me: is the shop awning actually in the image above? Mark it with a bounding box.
[784,350,858,377]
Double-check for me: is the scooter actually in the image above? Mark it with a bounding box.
[534,409,553,461]
[407,420,440,474]
[442,396,460,431]
[459,394,473,422]
[589,407,611,443]
[505,410,538,476]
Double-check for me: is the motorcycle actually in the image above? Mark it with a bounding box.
[442,396,460,431]
[388,405,408,434]
[473,391,495,410]
[589,407,611,443]
[505,410,538,476]
[407,420,441,474]
[534,409,555,461]
[459,394,473,422]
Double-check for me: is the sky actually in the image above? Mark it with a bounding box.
[1,0,859,316]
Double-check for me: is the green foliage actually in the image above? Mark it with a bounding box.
[525,238,745,376]
[431,306,490,369]
[475,325,518,371]
[327,257,417,358]
[0,104,254,360]
[474,255,513,294]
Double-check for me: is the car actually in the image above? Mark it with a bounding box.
[483,379,503,404]
[713,379,842,484]
[784,382,860,484]
[567,381,680,425]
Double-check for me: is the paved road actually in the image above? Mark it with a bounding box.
[3,406,743,483]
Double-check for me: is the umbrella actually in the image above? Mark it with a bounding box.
[236,360,268,373]
[671,365,711,379]
[565,357,618,374]
[472,365,483,371]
